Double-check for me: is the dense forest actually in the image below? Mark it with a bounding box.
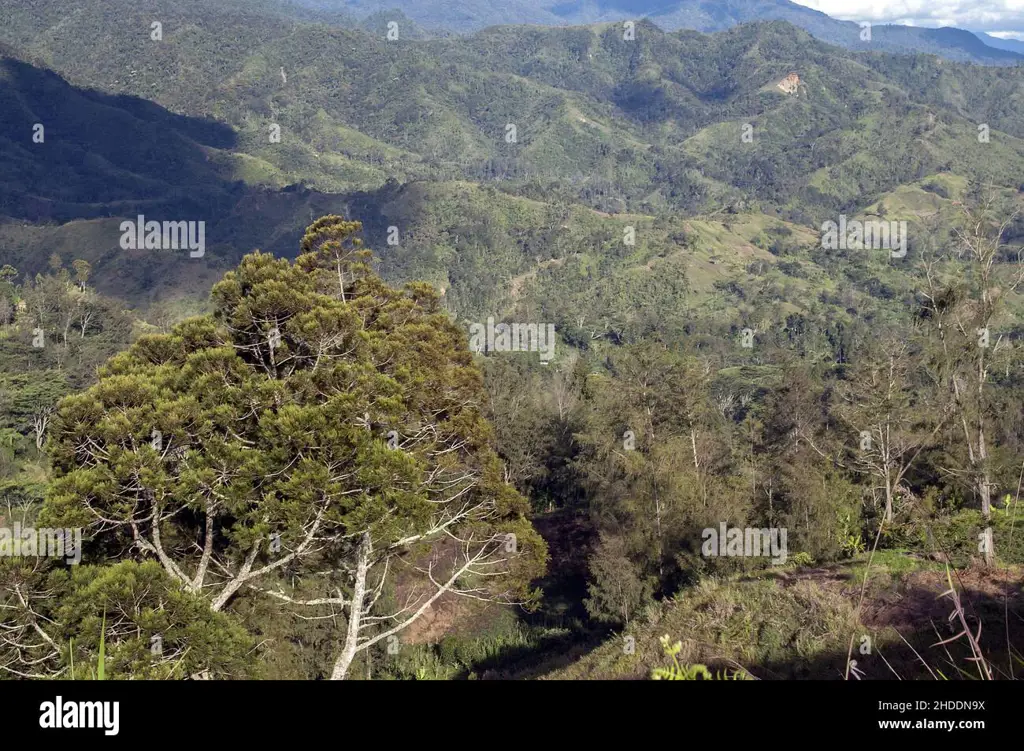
[0,0,1023,682]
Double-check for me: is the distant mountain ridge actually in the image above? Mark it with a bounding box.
[298,0,1024,64]
[975,31,1024,56]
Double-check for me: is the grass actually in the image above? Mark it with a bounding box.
[846,549,943,585]
[378,621,565,680]
[544,545,1024,680]
[547,573,860,680]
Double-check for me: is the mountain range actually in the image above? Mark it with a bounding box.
[296,0,1024,65]
[3,0,1024,319]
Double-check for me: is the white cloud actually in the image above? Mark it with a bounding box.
[790,0,1024,32]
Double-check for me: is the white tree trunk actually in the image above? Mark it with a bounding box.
[331,532,371,680]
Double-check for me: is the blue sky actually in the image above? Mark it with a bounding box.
[790,0,1024,39]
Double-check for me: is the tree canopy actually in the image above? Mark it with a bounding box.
[34,216,545,679]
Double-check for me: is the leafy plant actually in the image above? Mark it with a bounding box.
[652,635,752,680]
[789,551,815,568]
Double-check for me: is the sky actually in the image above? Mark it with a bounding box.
[789,0,1024,38]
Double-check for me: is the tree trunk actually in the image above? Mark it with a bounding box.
[331,532,371,680]
[32,411,49,449]
[978,362,994,565]
[653,483,663,580]
[979,470,994,566]
[883,481,893,525]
